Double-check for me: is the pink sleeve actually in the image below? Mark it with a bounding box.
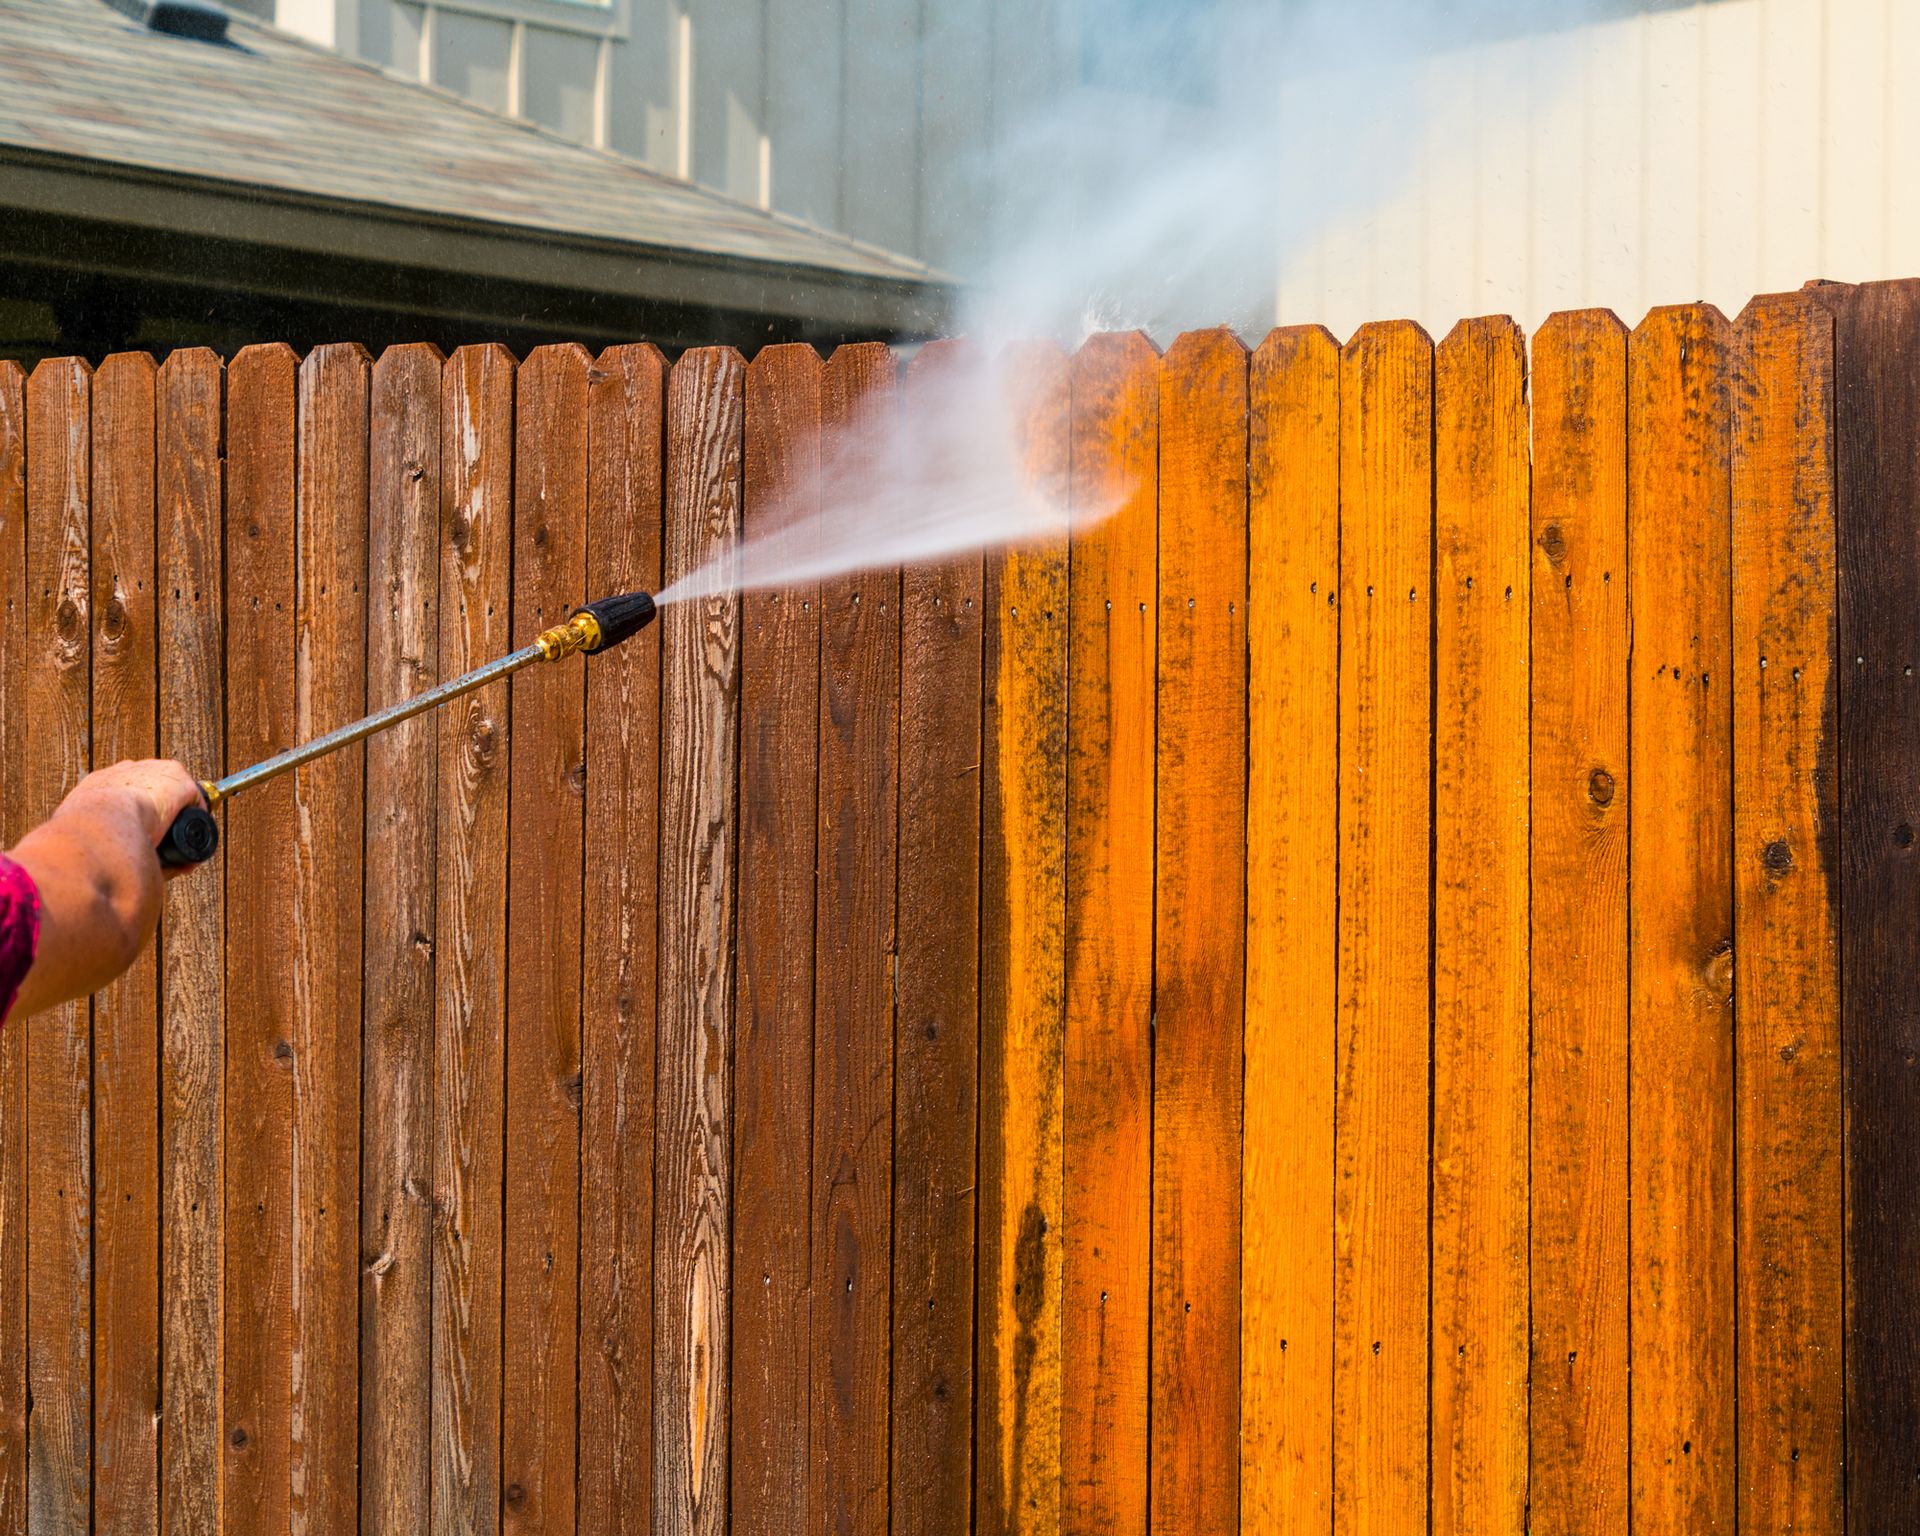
[0,854,41,1030]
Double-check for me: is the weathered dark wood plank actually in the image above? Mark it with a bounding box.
[654,344,743,1536]
[360,343,442,1536]
[891,339,983,1536]
[25,356,94,1535]
[431,344,515,1536]
[223,343,300,1535]
[731,342,820,1536]
[579,342,666,1534]
[90,350,161,1536]
[501,343,590,1536]
[156,346,226,1536]
[810,340,899,1536]
[1833,278,1920,1530]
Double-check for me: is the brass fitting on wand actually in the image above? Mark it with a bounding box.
[534,610,604,662]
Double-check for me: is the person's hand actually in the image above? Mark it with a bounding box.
[6,759,207,1018]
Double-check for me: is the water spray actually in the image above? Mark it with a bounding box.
[156,590,658,868]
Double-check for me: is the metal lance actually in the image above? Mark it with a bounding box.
[155,590,658,868]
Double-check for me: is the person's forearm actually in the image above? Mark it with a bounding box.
[9,801,161,1013]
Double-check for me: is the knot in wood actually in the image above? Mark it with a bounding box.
[1587,767,1615,807]
[1540,522,1568,566]
[1763,840,1793,874]
[54,595,85,648]
[102,589,128,641]
[1702,941,1734,1002]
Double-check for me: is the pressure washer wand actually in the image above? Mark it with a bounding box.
[157,590,658,869]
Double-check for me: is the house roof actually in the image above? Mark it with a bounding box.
[0,0,952,332]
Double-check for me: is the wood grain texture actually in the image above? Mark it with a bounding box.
[580,342,667,1535]
[1431,318,1530,1536]
[223,344,300,1536]
[24,356,93,1535]
[0,359,27,1535]
[289,345,370,1536]
[502,343,590,1536]
[1627,305,1735,1534]
[1150,328,1246,1536]
[90,350,161,1536]
[976,342,1069,1536]
[892,339,985,1536]
[1333,322,1431,1536]
[731,343,820,1536]
[809,343,899,1536]
[1730,292,1844,1536]
[1527,311,1630,1536]
[431,344,515,1536]
[360,343,442,1536]
[1061,331,1156,1536]
[654,345,743,1536]
[156,347,226,1536]
[1242,324,1337,1531]
[1832,279,1920,1530]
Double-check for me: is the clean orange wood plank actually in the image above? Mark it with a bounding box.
[1150,327,1246,1536]
[1061,330,1156,1536]
[1527,310,1630,1536]
[0,359,27,1533]
[223,343,299,1536]
[1731,292,1843,1536]
[90,350,161,1536]
[1242,324,1337,1531]
[1431,317,1530,1536]
[1333,322,1431,1536]
[809,342,899,1536]
[892,339,985,1536]
[732,342,820,1536]
[579,341,666,1534]
[360,343,442,1536]
[289,344,370,1536]
[156,346,226,1536]
[976,342,1069,1536]
[654,345,744,1536]
[25,356,94,1532]
[1627,304,1735,1533]
[431,344,515,1535]
[502,343,590,1536]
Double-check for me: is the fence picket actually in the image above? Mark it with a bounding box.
[361,342,443,1536]
[1833,278,1920,1531]
[655,345,744,1536]
[1151,327,1247,1536]
[502,343,591,1535]
[1627,304,1736,1533]
[578,341,668,1534]
[91,350,161,1536]
[1731,291,1844,1536]
[157,346,226,1536]
[431,344,516,1536]
[893,340,986,1536]
[1334,322,1432,1536]
[732,342,820,1536]
[0,359,22,1536]
[976,341,1069,1536]
[1527,311,1630,1536]
[1242,324,1338,1533]
[1432,317,1530,1535]
[1062,330,1157,1536]
[223,343,301,1536]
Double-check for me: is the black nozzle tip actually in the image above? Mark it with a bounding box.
[573,590,658,651]
[159,804,219,868]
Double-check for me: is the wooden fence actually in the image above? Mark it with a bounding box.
[0,280,1914,1535]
